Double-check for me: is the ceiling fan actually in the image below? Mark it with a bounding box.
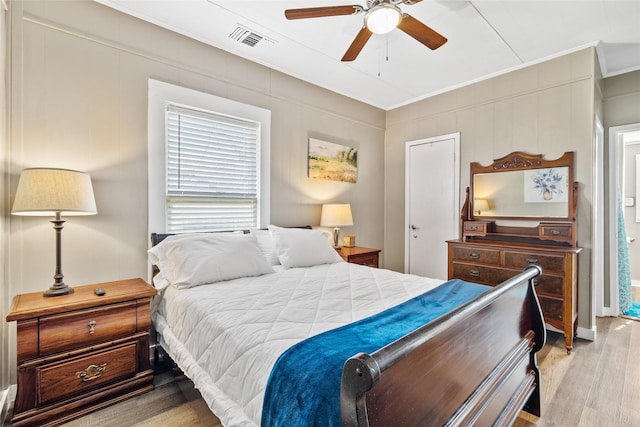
[284,0,447,62]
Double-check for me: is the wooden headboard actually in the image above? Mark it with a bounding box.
[150,231,244,247]
[150,226,312,247]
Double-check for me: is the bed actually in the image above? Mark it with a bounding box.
[149,226,545,426]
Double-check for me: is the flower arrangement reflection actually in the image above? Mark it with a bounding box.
[530,168,565,200]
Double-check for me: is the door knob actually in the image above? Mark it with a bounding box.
[410,224,419,230]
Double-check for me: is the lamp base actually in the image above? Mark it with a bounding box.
[332,227,341,248]
[43,215,74,297]
[44,283,74,297]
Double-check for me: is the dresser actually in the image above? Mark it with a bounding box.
[449,151,581,353]
[336,246,381,268]
[448,239,580,352]
[6,278,157,426]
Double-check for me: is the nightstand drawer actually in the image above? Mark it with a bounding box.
[40,302,138,356]
[37,342,137,405]
[336,246,380,268]
[451,246,500,265]
[348,253,379,268]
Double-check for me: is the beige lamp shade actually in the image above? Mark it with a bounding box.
[12,168,97,216]
[320,203,354,227]
[474,199,490,214]
[321,203,353,248]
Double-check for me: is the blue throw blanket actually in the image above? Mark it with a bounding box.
[261,279,490,426]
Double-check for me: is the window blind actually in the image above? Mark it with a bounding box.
[166,105,259,232]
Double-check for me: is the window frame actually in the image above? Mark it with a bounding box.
[148,79,270,235]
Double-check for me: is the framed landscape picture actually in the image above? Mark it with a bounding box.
[308,138,357,183]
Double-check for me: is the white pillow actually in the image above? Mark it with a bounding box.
[148,233,274,289]
[268,225,344,269]
[249,228,280,265]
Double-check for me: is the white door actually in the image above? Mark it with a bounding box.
[405,133,460,279]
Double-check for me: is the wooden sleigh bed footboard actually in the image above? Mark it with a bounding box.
[341,265,545,427]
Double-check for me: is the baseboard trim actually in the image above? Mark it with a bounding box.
[598,307,619,317]
[577,326,596,341]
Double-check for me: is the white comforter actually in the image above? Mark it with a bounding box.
[152,261,443,426]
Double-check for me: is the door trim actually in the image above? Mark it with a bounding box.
[404,132,461,274]
[607,123,640,316]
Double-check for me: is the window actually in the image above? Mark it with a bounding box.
[165,105,259,232]
[149,80,270,234]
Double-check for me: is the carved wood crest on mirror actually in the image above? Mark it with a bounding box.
[461,151,578,247]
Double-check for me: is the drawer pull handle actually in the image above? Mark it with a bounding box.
[76,363,107,382]
[468,226,478,231]
[550,230,561,235]
[526,258,539,264]
[469,270,480,277]
[469,253,480,259]
[88,320,97,335]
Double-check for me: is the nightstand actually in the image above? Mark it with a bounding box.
[336,246,381,268]
[6,278,157,427]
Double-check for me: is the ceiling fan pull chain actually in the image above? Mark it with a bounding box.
[386,32,390,62]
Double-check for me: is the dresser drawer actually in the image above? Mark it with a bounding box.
[538,295,563,324]
[539,224,572,244]
[535,274,564,298]
[503,251,565,274]
[451,263,513,286]
[463,221,489,236]
[37,342,137,405]
[451,246,500,265]
[40,302,138,356]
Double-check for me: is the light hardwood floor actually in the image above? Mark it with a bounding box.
[3,316,639,426]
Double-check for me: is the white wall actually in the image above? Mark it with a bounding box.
[3,0,386,383]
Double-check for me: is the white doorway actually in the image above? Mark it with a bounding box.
[607,123,640,316]
[405,133,460,280]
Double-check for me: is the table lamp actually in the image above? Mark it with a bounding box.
[474,199,489,215]
[320,203,353,248]
[12,168,97,297]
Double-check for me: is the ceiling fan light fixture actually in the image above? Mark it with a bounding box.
[365,4,402,35]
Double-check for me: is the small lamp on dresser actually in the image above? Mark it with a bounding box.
[11,167,97,297]
[320,203,353,248]
[474,199,489,216]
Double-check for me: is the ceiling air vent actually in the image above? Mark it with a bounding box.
[229,24,274,48]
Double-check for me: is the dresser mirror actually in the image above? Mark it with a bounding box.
[470,151,575,221]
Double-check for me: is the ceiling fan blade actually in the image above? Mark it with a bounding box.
[397,14,447,50]
[341,26,373,61]
[285,5,362,20]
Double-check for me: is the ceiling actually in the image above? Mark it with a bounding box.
[96,0,640,110]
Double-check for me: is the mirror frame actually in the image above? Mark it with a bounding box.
[469,151,576,221]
